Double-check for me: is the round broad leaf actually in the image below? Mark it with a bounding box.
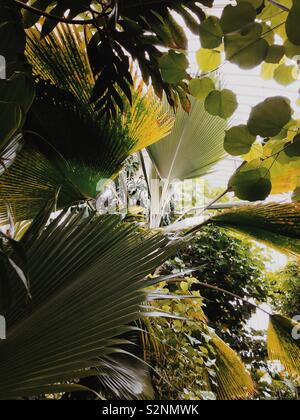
[229,161,272,201]
[205,89,238,119]
[265,45,285,64]
[284,134,300,157]
[224,125,256,156]
[274,64,298,86]
[284,39,300,59]
[224,23,268,69]
[220,3,256,34]
[204,89,238,119]
[286,2,300,46]
[247,97,292,137]
[196,48,221,72]
[189,77,215,99]
[159,51,189,84]
[292,187,300,202]
[199,16,223,49]
[0,101,23,148]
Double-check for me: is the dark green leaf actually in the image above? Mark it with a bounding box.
[220,3,256,34]
[247,96,292,137]
[224,125,256,156]
[205,89,238,119]
[159,50,189,84]
[265,45,285,64]
[284,134,300,158]
[229,161,272,201]
[224,23,268,69]
[286,2,300,46]
[199,16,223,49]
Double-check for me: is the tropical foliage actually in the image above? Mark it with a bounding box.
[0,0,300,401]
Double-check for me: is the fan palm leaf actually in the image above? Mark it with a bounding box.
[0,24,173,225]
[211,335,255,400]
[147,96,227,227]
[206,202,300,259]
[141,296,255,400]
[0,198,179,399]
[26,24,173,151]
[147,96,227,181]
[267,315,300,378]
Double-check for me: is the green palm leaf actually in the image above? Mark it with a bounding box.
[147,96,227,227]
[267,315,300,377]
[0,201,178,399]
[207,202,300,259]
[147,96,227,181]
[0,24,173,225]
[212,335,256,400]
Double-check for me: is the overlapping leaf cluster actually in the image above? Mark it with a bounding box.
[192,0,300,201]
[21,0,212,117]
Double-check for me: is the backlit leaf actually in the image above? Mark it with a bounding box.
[247,97,292,137]
[205,89,238,119]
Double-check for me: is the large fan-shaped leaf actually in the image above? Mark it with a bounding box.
[147,96,227,227]
[26,24,173,151]
[147,96,227,181]
[0,203,178,399]
[208,202,300,259]
[0,24,173,225]
[212,335,255,400]
[267,315,300,377]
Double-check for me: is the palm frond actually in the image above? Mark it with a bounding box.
[147,96,227,181]
[212,335,256,400]
[0,140,85,225]
[0,24,174,225]
[147,96,226,227]
[26,24,94,104]
[208,202,300,259]
[26,24,173,151]
[267,315,300,377]
[0,201,178,399]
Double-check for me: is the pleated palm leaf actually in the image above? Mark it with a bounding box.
[212,335,255,400]
[0,197,179,400]
[26,23,173,151]
[267,315,300,378]
[206,202,300,260]
[0,24,173,225]
[147,96,227,227]
[142,312,255,400]
[147,97,227,181]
